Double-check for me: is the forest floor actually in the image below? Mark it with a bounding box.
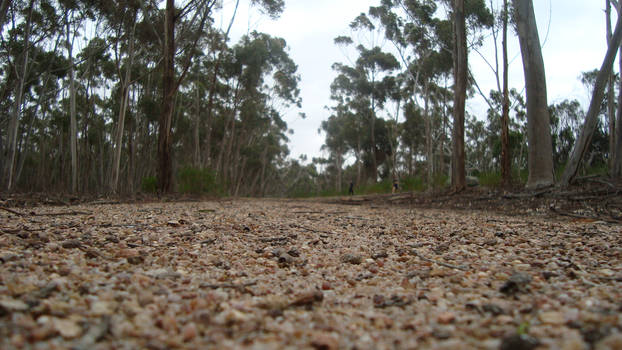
[1,184,622,349]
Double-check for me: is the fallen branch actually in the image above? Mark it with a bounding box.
[502,188,553,199]
[410,249,468,271]
[0,206,91,217]
[0,206,25,216]
[549,206,622,224]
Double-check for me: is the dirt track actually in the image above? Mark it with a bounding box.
[1,198,621,349]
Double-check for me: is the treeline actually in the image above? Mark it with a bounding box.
[2,0,622,198]
[1,0,309,196]
[316,0,622,194]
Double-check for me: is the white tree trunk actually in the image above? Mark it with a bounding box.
[514,0,555,189]
[561,9,622,186]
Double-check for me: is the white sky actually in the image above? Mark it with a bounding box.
[223,0,611,163]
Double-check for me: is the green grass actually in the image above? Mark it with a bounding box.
[177,166,220,195]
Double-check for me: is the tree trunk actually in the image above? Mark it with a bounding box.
[112,16,137,193]
[65,12,79,194]
[514,0,555,189]
[500,0,511,187]
[607,0,616,172]
[561,10,622,186]
[424,83,432,187]
[370,102,378,183]
[0,0,11,33]
[615,0,622,178]
[336,147,342,192]
[157,0,176,193]
[6,0,33,191]
[452,0,467,192]
[194,82,201,167]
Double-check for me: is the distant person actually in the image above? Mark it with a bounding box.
[348,181,354,195]
[392,177,399,194]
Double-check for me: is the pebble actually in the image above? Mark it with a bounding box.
[437,311,456,324]
[595,333,622,350]
[539,311,565,325]
[310,332,339,350]
[341,254,362,265]
[53,318,82,339]
[181,322,198,342]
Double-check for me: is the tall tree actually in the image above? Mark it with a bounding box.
[513,0,554,189]
[606,0,616,172]
[500,0,511,187]
[0,0,10,34]
[451,0,467,192]
[613,0,622,179]
[157,0,284,193]
[561,10,622,186]
[6,0,35,191]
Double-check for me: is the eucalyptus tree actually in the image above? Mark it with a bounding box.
[0,0,11,32]
[333,14,399,183]
[614,0,622,178]
[513,0,554,189]
[367,0,446,185]
[451,0,468,191]
[5,0,36,191]
[560,4,622,186]
[3,0,63,191]
[320,113,349,192]
[92,0,144,194]
[205,31,299,195]
[157,0,285,193]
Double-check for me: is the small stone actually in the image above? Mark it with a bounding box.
[372,251,388,259]
[500,272,531,295]
[595,333,622,350]
[167,220,181,227]
[287,248,300,257]
[499,334,540,350]
[437,312,455,324]
[53,318,82,339]
[341,254,362,265]
[539,311,565,325]
[127,255,144,264]
[561,331,588,350]
[483,303,505,316]
[0,298,29,312]
[598,269,615,277]
[311,332,339,350]
[290,290,323,307]
[91,301,113,316]
[278,253,296,267]
[181,322,198,342]
[61,239,81,249]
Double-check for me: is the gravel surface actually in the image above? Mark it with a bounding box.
[1,198,621,349]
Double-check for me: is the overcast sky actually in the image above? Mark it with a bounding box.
[223,0,611,162]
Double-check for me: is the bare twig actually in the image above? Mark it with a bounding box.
[0,206,25,216]
[549,206,622,224]
[35,210,92,216]
[0,206,91,217]
[200,280,257,292]
[410,249,468,271]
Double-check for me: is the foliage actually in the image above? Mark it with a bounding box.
[141,176,158,194]
[177,167,218,195]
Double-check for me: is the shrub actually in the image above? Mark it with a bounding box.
[478,171,502,187]
[401,176,425,192]
[177,167,217,194]
[141,176,158,193]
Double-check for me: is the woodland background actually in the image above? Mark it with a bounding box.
[1,0,621,198]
